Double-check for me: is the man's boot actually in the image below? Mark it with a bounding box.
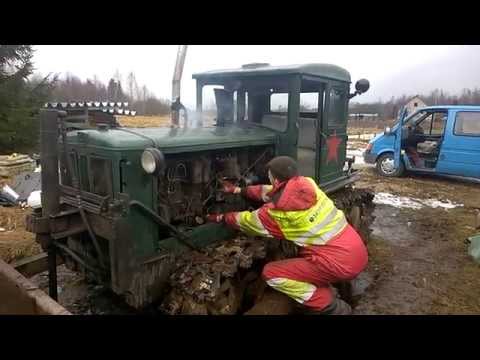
[303,298,352,315]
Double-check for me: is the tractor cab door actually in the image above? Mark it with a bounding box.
[295,77,350,182]
[394,106,408,169]
[317,82,349,185]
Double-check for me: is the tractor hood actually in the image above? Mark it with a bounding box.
[66,125,277,153]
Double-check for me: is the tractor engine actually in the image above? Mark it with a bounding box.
[157,148,272,229]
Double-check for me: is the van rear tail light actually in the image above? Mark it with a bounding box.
[366,143,373,152]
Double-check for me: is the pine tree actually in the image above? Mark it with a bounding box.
[0,45,56,153]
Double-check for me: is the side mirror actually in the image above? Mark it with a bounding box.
[349,79,370,99]
[384,126,392,135]
[355,79,370,94]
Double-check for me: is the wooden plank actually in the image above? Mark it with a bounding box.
[0,258,70,315]
[12,253,64,278]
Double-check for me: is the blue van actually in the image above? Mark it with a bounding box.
[363,105,480,182]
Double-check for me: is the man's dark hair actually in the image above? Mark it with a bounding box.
[266,156,299,181]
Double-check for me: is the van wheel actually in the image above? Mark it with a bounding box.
[376,153,404,177]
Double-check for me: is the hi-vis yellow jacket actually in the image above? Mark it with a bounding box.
[224,176,348,247]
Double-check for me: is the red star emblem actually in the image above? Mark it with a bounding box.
[326,132,342,164]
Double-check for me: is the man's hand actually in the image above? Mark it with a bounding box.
[206,214,224,223]
[222,181,241,194]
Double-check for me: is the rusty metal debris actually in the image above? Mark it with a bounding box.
[159,235,267,315]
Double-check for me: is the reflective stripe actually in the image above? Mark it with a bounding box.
[294,208,339,244]
[267,177,349,246]
[317,215,348,243]
[299,215,347,246]
[237,177,348,246]
[238,210,271,237]
[266,277,316,304]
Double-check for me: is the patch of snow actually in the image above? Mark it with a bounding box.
[422,199,461,209]
[373,192,463,210]
[373,192,423,209]
[347,149,366,165]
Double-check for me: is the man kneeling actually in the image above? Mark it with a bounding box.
[207,156,368,315]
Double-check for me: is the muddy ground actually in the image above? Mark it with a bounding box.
[354,168,480,314]
[2,154,480,314]
[23,168,480,315]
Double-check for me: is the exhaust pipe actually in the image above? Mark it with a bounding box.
[171,45,188,128]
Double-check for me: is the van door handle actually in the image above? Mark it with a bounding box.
[440,154,445,160]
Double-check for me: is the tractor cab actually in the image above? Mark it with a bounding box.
[193,63,369,191]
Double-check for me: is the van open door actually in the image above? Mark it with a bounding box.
[393,106,408,170]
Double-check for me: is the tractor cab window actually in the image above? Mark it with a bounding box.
[270,93,288,113]
[199,77,291,132]
[300,92,319,113]
[296,79,324,179]
[328,87,346,127]
[201,85,224,126]
[259,92,289,132]
[214,88,234,126]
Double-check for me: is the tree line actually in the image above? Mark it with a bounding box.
[0,45,171,153]
[2,45,480,154]
[349,88,480,121]
[50,71,171,116]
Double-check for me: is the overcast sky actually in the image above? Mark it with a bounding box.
[33,45,480,107]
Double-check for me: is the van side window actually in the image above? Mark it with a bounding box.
[454,112,480,136]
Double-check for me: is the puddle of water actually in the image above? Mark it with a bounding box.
[371,204,417,246]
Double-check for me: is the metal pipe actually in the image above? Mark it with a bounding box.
[39,109,63,300]
[129,200,198,250]
[53,241,104,275]
[171,45,188,128]
[78,203,106,269]
[172,45,188,103]
[47,246,58,300]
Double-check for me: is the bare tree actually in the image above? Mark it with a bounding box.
[141,85,148,114]
[126,72,138,101]
[45,71,170,116]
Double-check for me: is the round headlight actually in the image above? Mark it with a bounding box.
[141,148,165,175]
